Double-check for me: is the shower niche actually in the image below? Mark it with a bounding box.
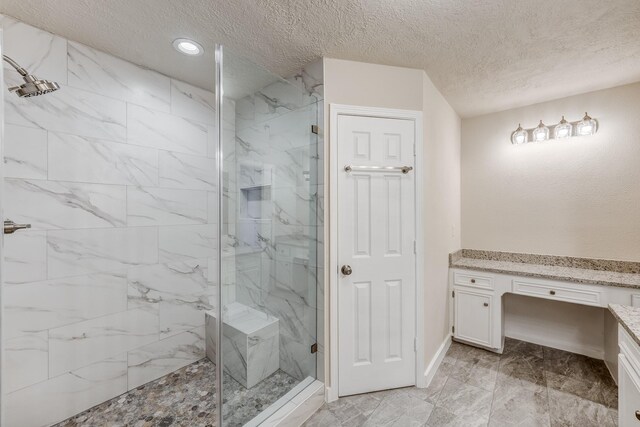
[237,161,273,250]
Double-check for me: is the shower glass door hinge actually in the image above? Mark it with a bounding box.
[311,125,319,135]
[310,343,318,353]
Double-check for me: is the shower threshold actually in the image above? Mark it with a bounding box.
[53,358,299,427]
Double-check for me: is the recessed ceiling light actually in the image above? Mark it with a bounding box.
[173,38,204,56]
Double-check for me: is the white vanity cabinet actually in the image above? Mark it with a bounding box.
[618,326,640,427]
[450,267,640,355]
[451,270,504,350]
[453,287,493,347]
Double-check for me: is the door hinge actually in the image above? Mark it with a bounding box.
[452,326,455,333]
[413,142,416,156]
[311,125,319,135]
[310,343,318,354]
[452,290,455,297]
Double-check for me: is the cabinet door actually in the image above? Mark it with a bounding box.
[454,288,492,347]
[619,354,640,427]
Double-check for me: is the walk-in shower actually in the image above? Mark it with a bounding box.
[1,13,322,427]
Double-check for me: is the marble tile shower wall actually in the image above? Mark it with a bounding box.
[1,15,231,427]
[232,60,324,382]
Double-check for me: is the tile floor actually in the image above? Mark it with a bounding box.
[54,358,299,427]
[304,338,618,426]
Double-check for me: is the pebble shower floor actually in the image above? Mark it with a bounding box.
[54,359,299,427]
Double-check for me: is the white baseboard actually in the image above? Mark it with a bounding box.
[423,334,452,387]
[325,385,338,403]
[505,331,604,360]
[604,359,618,386]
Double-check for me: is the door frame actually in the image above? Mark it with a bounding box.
[328,104,425,402]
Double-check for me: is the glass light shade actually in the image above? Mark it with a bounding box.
[511,124,528,144]
[532,120,549,142]
[576,112,597,136]
[554,116,572,139]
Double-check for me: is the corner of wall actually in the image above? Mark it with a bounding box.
[420,69,462,365]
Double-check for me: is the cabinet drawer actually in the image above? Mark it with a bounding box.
[454,271,493,290]
[512,280,601,306]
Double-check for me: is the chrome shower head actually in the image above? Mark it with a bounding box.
[8,75,60,98]
[3,54,60,97]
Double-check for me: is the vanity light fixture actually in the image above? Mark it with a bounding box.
[510,112,597,144]
[576,112,597,136]
[511,123,528,144]
[173,38,204,56]
[554,116,572,139]
[532,120,550,142]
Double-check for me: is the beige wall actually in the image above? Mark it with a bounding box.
[504,294,606,358]
[462,82,640,361]
[323,58,461,387]
[421,73,462,366]
[323,58,423,111]
[461,82,640,261]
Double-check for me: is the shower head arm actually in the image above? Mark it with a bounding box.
[2,54,29,77]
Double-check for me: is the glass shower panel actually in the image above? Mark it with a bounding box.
[219,47,321,426]
[1,14,218,427]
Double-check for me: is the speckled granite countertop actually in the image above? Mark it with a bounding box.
[609,304,640,346]
[450,249,640,289]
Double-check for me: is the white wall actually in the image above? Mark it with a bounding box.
[461,82,640,261]
[323,58,461,388]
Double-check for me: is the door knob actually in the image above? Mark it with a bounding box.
[4,219,31,234]
[341,265,352,276]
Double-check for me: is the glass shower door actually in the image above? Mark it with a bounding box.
[219,47,321,426]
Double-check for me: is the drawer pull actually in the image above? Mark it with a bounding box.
[483,302,489,307]
[470,279,476,283]
[549,290,556,296]
[636,410,640,421]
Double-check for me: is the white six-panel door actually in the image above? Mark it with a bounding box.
[337,115,416,396]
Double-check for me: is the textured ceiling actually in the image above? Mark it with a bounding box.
[2,0,640,116]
